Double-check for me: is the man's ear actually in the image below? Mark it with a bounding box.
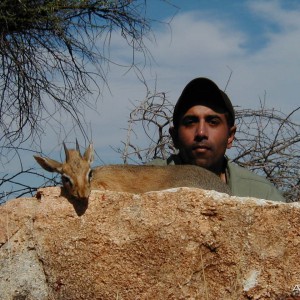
[169,126,179,149]
[227,125,236,149]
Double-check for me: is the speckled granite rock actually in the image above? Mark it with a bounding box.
[0,187,299,299]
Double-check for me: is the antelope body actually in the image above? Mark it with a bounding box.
[34,143,231,200]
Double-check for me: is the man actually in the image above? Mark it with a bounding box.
[151,77,285,202]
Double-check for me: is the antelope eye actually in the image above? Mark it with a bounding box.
[88,170,93,182]
[62,175,73,187]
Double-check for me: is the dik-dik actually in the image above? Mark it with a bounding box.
[34,143,231,200]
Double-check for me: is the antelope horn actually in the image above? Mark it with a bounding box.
[63,142,70,162]
[76,139,82,157]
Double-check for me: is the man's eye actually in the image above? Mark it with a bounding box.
[181,117,197,126]
[208,117,221,125]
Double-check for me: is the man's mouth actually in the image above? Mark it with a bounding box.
[192,144,211,153]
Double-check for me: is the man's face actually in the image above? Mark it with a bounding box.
[170,102,236,174]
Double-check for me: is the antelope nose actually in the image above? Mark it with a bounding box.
[76,188,90,201]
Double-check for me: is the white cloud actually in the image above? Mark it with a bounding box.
[141,2,300,113]
[248,0,300,29]
[150,11,246,61]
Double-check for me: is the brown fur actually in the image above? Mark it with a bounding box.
[34,144,231,200]
[92,164,231,194]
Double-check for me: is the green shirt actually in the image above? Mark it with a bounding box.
[149,155,285,202]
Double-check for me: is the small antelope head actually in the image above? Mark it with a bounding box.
[34,142,94,201]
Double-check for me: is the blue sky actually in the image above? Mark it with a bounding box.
[2,0,300,199]
[80,0,300,161]
[99,0,300,118]
[149,0,292,50]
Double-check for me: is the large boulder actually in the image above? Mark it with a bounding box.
[0,187,299,299]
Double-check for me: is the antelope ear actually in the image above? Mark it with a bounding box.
[34,156,63,173]
[83,144,94,164]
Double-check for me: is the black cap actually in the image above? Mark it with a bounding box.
[173,77,235,128]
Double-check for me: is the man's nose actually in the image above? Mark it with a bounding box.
[195,122,208,139]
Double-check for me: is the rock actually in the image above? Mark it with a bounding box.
[0,187,299,299]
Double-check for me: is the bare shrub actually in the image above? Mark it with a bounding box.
[117,89,300,202]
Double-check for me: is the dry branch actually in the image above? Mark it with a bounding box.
[117,90,300,202]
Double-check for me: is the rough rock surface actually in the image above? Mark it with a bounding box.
[0,187,300,300]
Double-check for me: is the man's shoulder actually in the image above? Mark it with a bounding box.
[147,158,168,166]
[147,155,177,166]
[227,161,285,202]
[147,157,285,202]
[227,161,269,182]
